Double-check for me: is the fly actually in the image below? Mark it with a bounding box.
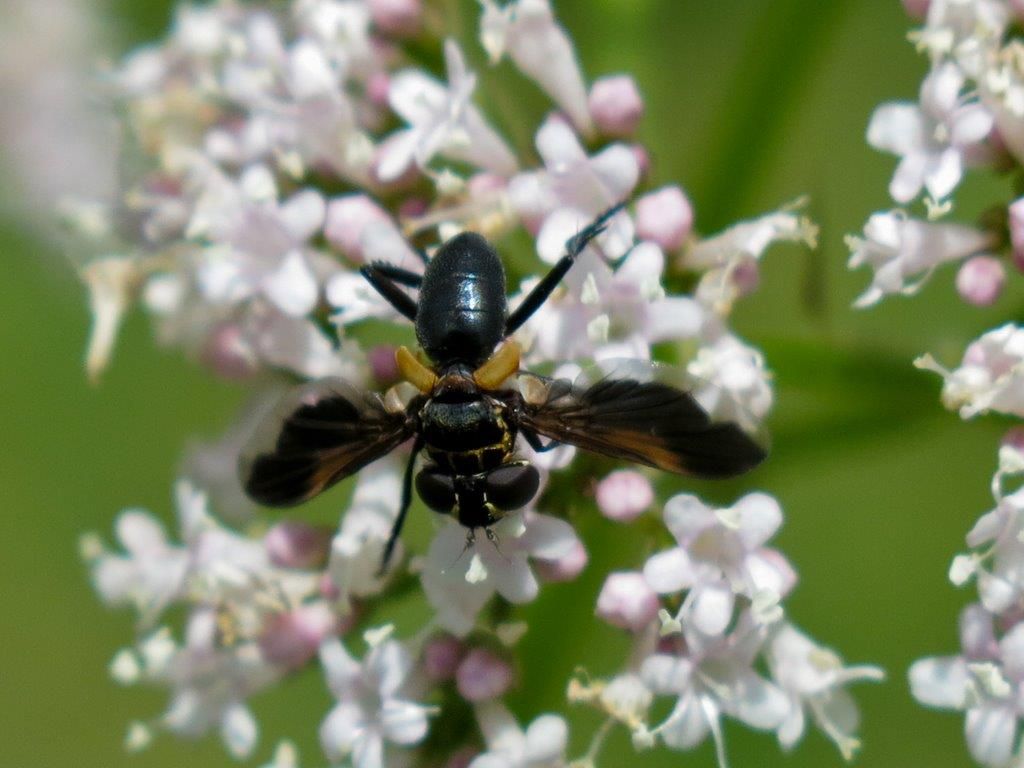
[240,205,767,569]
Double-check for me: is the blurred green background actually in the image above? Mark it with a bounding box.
[1,0,1017,766]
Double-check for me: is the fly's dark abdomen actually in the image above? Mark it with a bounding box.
[415,232,507,365]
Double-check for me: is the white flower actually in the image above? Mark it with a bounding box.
[688,333,773,431]
[508,116,638,264]
[916,324,1024,419]
[961,485,1024,612]
[684,206,818,315]
[378,40,518,182]
[868,62,993,203]
[766,623,883,759]
[641,612,789,767]
[420,510,582,636]
[909,604,1022,767]
[327,456,406,601]
[319,635,432,768]
[918,0,1008,70]
[514,241,706,364]
[478,0,592,135]
[146,610,282,759]
[468,702,568,768]
[846,210,995,307]
[643,493,795,636]
[191,165,327,317]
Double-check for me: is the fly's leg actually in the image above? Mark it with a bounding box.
[360,264,419,321]
[365,262,423,288]
[522,428,561,453]
[379,437,424,574]
[505,202,626,335]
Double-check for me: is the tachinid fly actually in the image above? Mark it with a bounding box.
[240,205,767,569]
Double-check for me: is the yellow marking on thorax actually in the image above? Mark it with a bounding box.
[473,341,522,390]
[396,345,438,393]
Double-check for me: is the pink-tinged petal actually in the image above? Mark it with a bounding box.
[966,704,1016,767]
[733,492,783,547]
[519,513,578,560]
[325,195,391,261]
[263,250,318,316]
[280,190,326,242]
[952,103,995,145]
[685,581,735,636]
[643,547,696,594]
[456,648,514,702]
[867,103,926,155]
[730,673,789,730]
[663,493,714,541]
[889,152,927,203]
[908,656,969,708]
[375,129,420,183]
[776,695,805,748]
[640,653,693,695]
[320,639,362,695]
[353,730,385,768]
[743,548,797,596]
[596,571,660,631]
[116,511,168,553]
[924,147,962,200]
[922,63,964,116]
[370,641,412,698]
[590,143,640,201]
[660,692,709,749]
[221,702,258,759]
[999,623,1024,680]
[968,509,1009,547]
[635,186,693,251]
[381,700,429,744]
[320,701,365,759]
[645,297,706,341]
[523,714,568,762]
[960,604,998,659]
[287,40,336,99]
[589,75,644,137]
[595,469,654,522]
[388,70,445,125]
[535,116,586,168]
[978,571,1017,614]
[491,555,538,604]
[536,207,588,263]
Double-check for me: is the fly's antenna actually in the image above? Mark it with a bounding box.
[442,529,476,575]
[484,527,511,564]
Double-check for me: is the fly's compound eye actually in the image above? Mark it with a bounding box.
[483,463,540,511]
[416,469,456,512]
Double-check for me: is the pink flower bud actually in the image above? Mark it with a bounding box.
[534,539,588,582]
[455,648,514,702]
[200,323,258,380]
[1010,0,1024,22]
[630,143,652,182]
[445,748,479,768]
[595,469,654,522]
[901,0,931,19]
[259,603,337,669]
[1002,426,1024,453]
[956,255,1005,307]
[1010,198,1024,271]
[635,186,693,252]
[324,195,391,262]
[398,196,429,219]
[423,635,466,682]
[264,521,333,569]
[368,344,400,383]
[732,260,761,297]
[370,0,422,38]
[588,75,644,137]
[367,71,391,108]
[596,571,659,632]
[319,572,340,600]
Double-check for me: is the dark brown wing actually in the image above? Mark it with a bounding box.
[516,368,766,478]
[240,379,415,507]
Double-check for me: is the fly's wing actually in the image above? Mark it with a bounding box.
[240,379,415,507]
[515,361,767,478]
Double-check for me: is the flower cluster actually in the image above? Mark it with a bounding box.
[852,2,1024,765]
[75,1,874,766]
